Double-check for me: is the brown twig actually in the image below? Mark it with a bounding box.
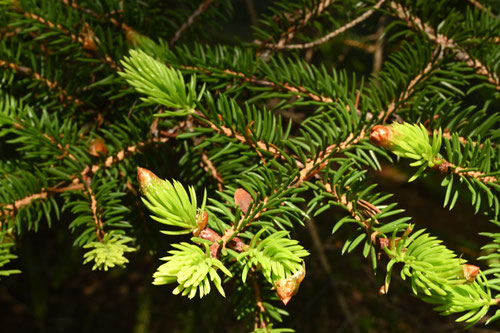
[19,9,120,70]
[305,217,361,333]
[1,127,177,223]
[295,130,367,186]
[390,1,500,92]
[0,183,84,221]
[377,60,435,123]
[467,0,497,18]
[251,275,268,330]
[435,160,498,183]
[0,59,83,106]
[170,0,214,45]
[86,182,105,241]
[257,0,336,51]
[182,64,334,103]
[201,151,224,191]
[58,0,136,44]
[273,0,386,50]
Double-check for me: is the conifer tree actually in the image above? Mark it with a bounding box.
[0,0,499,331]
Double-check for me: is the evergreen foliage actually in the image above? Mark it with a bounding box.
[0,0,499,331]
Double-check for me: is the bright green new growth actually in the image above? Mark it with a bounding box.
[119,49,204,116]
[236,229,309,285]
[83,232,136,271]
[389,123,443,181]
[141,178,207,235]
[383,227,495,328]
[153,242,232,299]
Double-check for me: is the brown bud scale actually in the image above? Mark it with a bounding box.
[234,188,253,214]
[370,125,393,148]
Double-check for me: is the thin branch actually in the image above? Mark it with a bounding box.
[467,0,497,18]
[0,59,83,106]
[435,160,498,183]
[170,0,214,45]
[1,128,177,222]
[390,1,500,91]
[181,64,334,103]
[201,151,224,191]
[59,0,138,46]
[377,60,435,123]
[372,16,386,73]
[86,182,105,241]
[19,9,120,69]
[259,0,336,50]
[343,39,377,53]
[273,0,385,50]
[0,183,84,221]
[305,217,361,333]
[295,130,367,186]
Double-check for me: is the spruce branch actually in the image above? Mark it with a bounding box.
[0,59,83,105]
[255,0,336,51]
[273,0,386,50]
[389,1,500,91]
[467,0,498,18]
[377,60,435,123]
[170,0,214,45]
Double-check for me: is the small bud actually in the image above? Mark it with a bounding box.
[378,284,387,295]
[193,211,208,236]
[463,264,479,282]
[199,228,222,243]
[369,125,393,148]
[89,139,108,157]
[275,264,306,305]
[137,167,160,195]
[209,242,220,258]
[229,237,246,252]
[234,188,253,214]
[378,238,390,250]
[81,23,99,51]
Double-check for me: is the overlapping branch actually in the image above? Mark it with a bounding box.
[0,59,83,105]
[273,0,385,50]
[170,0,214,45]
[389,1,500,91]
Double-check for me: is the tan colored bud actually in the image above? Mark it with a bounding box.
[137,167,159,195]
[199,228,222,243]
[275,264,306,305]
[378,284,387,295]
[193,211,208,236]
[378,237,390,250]
[370,125,393,147]
[463,264,479,282]
[234,188,253,214]
[81,23,99,51]
[89,139,108,157]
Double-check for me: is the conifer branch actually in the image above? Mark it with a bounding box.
[16,8,120,69]
[467,0,497,18]
[390,1,500,91]
[182,65,334,103]
[201,151,224,191]
[86,182,105,242]
[295,130,367,185]
[250,275,268,330]
[256,0,336,50]
[170,0,214,45]
[378,61,435,123]
[273,0,385,50]
[436,160,498,184]
[58,0,137,46]
[0,183,84,220]
[0,59,83,105]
